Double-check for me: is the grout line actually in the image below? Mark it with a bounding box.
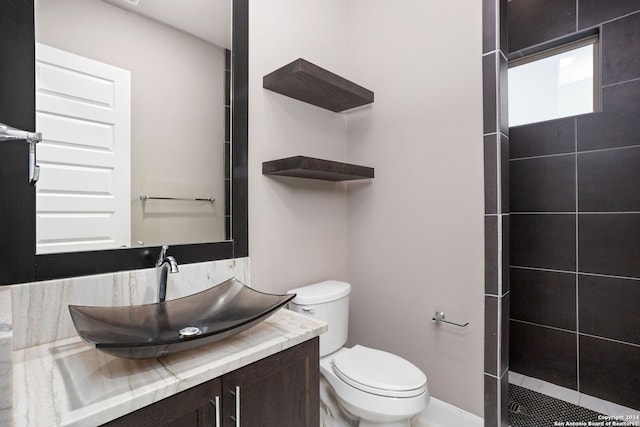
[602,76,640,89]
[485,372,500,380]
[511,211,640,215]
[509,152,575,162]
[510,265,576,275]
[510,265,640,281]
[579,332,640,349]
[510,144,640,162]
[510,318,577,335]
[511,318,640,349]
[578,144,640,155]
[509,212,575,215]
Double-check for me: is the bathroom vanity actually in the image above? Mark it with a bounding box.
[104,338,319,427]
[2,259,326,427]
[12,307,325,426]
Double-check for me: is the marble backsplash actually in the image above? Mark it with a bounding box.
[0,288,13,427]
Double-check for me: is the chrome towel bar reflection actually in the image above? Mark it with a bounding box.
[0,122,42,185]
[432,311,469,328]
[139,195,215,203]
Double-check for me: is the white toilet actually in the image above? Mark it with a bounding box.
[288,280,429,427]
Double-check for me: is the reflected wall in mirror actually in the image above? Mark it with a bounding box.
[0,0,247,285]
[34,0,231,253]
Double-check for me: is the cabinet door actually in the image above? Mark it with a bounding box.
[222,338,319,427]
[102,377,222,427]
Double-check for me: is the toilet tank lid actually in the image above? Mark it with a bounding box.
[287,280,351,305]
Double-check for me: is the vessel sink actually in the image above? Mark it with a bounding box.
[68,278,295,359]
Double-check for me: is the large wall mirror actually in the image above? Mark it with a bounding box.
[0,0,248,284]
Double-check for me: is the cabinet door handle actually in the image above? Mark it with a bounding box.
[229,386,240,426]
[209,395,221,427]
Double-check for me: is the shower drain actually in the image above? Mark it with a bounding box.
[508,401,525,414]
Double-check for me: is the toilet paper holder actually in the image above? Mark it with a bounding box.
[432,311,469,328]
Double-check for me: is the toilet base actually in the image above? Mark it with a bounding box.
[358,419,411,427]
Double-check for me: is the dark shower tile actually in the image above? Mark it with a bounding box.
[224,180,231,215]
[224,142,230,179]
[225,69,231,106]
[602,78,640,114]
[500,134,509,213]
[579,274,640,345]
[510,214,576,271]
[484,53,497,134]
[579,213,640,278]
[580,336,640,409]
[509,117,575,159]
[486,216,499,295]
[510,154,575,212]
[510,321,577,390]
[507,0,576,53]
[499,0,508,56]
[602,11,640,86]
[500,294,510,374]
[500,372,509,427]
[577,112,640,151]
[225,49,231,70]
[510,268,576,330]
[578,146,640,212]
[485,295,499,375]
[485,374,499,427]
[498,55,509,135]
[501,215,510,294]
[225,106,230,142]
[485,135,498,214]
[483,0,497,54]
[578,0,640,29]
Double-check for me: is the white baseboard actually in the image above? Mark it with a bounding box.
[412,397,483,427]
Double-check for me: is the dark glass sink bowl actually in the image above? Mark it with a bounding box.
[68,278,295,359]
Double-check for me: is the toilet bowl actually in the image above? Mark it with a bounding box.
[288,281,429,427]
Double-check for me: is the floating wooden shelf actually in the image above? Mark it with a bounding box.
[262,156,374,181]
[263,58,374,112]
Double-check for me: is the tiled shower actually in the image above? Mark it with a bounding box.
[484,0,640,425]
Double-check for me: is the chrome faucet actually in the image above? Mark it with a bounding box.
[156,245,179,303]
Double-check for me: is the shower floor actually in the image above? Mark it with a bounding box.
[509,384,607,427]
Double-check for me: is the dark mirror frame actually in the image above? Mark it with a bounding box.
[0,0,248,285]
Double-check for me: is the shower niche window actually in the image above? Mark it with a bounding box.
[508,37,598,127]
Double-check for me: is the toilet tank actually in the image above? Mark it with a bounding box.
[287,280,351,357]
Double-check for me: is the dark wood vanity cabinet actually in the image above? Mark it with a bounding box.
[103,338,319,427]
[222,337,320,427]
[102,378,221,427]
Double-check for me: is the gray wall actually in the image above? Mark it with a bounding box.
[347,0,485,416]
[249,0,485,416]
[507,0,640,411]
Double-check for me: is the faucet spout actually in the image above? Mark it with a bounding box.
[156,246,179,303]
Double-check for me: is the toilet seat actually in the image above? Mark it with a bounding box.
[331,345,427,398]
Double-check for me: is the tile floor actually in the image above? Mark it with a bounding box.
[509,371,640,426]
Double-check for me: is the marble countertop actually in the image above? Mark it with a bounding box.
[12,308,327,427]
